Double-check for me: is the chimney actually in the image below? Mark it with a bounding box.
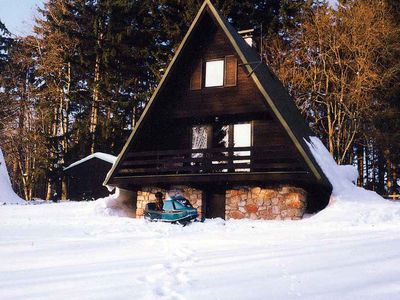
[238,29,255,48]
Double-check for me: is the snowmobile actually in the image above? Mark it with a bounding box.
[144,195,198,225]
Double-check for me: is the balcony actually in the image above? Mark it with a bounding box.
[116,146,307,178]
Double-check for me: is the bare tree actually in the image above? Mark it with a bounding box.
[265,0,400,166]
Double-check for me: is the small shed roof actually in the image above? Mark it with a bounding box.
[64,153,117,171]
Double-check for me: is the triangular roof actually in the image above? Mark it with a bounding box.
[104,0,331,189]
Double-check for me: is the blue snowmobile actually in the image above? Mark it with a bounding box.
[144,195,198,225]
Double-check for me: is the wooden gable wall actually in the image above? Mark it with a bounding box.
[170,15,266,119]
[119,9,312,179]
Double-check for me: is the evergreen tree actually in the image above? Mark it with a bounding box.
[153,0,309,65]
[0,20,12,72]
[0,20,13,127]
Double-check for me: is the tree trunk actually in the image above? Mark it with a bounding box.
[45,178,52,201]
[89,28,103,154]
[371,145,377,191]
[89,61,100,154]
[327,105,335,157]
[60,62,71,200]
[61,176,68,200]
[392,163,398,195]
[377,151,385,195]
[365,144,369,187]
[357,144,364,187]
[386,157,392,195]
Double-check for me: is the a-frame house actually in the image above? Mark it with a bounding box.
[104,0,332,220]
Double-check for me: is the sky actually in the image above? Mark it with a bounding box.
[0,0,43,36]
[0,0,338,37]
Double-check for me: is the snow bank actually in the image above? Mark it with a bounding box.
[64,152,117,171]
[306,137,400,225]
[0,149,25,205]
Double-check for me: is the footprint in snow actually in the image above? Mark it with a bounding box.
[141,244,197,299]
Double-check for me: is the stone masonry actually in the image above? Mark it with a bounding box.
[225,186,307,220]
[136,186,203,218]
[135,185,307,220]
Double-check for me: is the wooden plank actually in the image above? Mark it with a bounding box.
[190,59,202,90]
[109,171,312,187]
[117,161,304,176]
[121,154,301,167]
[126,145,293,158]
[224,55,237,86]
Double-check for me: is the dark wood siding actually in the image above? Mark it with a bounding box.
[224,55,237,86]
[190,59,202,90]
[65,159,112,201]
[169,23,266,119]
[114,11,312,188]
[252,119,307,171]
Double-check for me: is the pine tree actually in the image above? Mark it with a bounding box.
[0,20,12,71]
[32,0,169,197]
[0,20,14,127]
[0,36,49,199]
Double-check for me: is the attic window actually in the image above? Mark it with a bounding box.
[190,56,237,90]
[205,60,224,87]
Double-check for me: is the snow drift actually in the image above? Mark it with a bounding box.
[0,149,25,205]
[306,137,400,225]
[94,188,136,218]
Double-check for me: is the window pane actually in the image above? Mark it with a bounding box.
[192,126,208,149]
[233,123,251,172]
[212,125,229,172]
[205,60,224,87]
[212,124,229,148]
[163,201,174,211]
[192,126,209,158]
[234,123,251,148]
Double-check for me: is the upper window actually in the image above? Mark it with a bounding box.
[190,56,237,90]
[205,60,224,87]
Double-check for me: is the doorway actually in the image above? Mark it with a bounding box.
[204,190,226,219]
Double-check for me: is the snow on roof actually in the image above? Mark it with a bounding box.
[64,153,117,171]
[305,137,400,225]
[0,149,25,205]
[306,137,356,196]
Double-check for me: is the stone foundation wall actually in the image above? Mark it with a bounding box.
[226,186,307,220]
[136,186,203,217]
[135,185,307,220]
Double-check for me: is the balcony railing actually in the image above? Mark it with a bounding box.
[117,146,305,177]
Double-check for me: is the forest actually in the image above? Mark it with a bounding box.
[0,0,399,200]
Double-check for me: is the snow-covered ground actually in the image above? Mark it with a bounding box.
[1,139,400,299]
[1,199,400,300]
